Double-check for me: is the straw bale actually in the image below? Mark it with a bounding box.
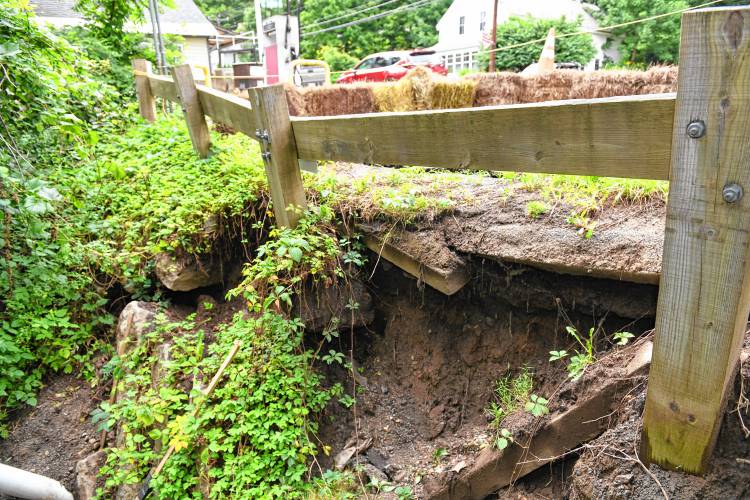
[467,72,526,106]
[284,66,678,115]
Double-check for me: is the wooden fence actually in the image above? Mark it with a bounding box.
[132,6,750,476]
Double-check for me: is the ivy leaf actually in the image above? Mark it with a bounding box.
[288,247,303,263]
[23,196,49,214]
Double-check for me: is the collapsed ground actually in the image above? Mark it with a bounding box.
[1,19,747,497]
[2,112,749,499]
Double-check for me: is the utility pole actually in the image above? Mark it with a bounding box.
[255,0,265,64]
[489,0,499,72]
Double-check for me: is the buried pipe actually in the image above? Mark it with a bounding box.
[0,463,73,500]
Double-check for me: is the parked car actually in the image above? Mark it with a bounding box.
[336,50,448,84]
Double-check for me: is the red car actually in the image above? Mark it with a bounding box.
[336,49,448,84]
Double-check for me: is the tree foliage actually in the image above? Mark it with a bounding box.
[590,0,686,65]
[590,0,739,65]
[299,0,451,61]
[74,0,151,50]
[315,45,359,72]
[483,16,596,72]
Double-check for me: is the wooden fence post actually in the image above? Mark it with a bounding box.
[642,6,750,474]
[132,59,156,122]
[250,85,307,228]
[171,64,211,159]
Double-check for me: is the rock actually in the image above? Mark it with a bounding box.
[334,436,373,470]
[359,463,388,484]
[295,277,374,332]
[75,450,105,500]
[425,404,446,440]
[614,473,634,485]
[116,301,159,356]
[365,448,389,473]
[155,252,222,292]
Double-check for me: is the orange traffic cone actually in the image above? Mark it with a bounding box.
[538,27,556,72]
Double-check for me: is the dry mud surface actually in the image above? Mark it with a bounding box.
[331,163,665,286]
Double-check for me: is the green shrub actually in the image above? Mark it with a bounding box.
[480,16,596,72]
[0,0,124,434]
[316,45,359,72]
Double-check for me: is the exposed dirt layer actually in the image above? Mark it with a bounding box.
[316,260,659,498]
[0,375,101,498]
[570,343,750,500]
[328,163,665,285]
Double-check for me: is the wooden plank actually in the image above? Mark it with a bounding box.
[642,6,750,474]
[196,85,257,137]
[132,59,156,122]
[249,85,307,228]
[292,93,676,180]
[363,234,469,296]
[148,74,179,103]
[171,64,211,158]
[428,341,653,499]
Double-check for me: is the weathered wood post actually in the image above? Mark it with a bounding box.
[132,59,156,122]
[642,6,750,474]
[249,85,307,228]
[171,64,211,158]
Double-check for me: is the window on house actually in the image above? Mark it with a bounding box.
[459,16,465,35]
[480,11,486,32]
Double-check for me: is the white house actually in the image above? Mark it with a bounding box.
[30,0,218,71]
[433,0,620,73]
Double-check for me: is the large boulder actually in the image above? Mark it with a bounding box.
[155,253,223,292]
[75,450,106,500]
[116,301,159,356]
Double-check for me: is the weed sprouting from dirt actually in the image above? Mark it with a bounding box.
[551,325,635,380]
[487,368,533,447]
[524,394,550,417]
[525,200,549,218]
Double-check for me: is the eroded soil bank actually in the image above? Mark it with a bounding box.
[1,223,749,499]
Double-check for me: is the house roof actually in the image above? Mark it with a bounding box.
[30,0,218,37]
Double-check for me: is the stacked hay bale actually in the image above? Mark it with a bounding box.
[285,83,376,116]
[373,66,477,112]
[284,66,678,116]
[467,66,678,106]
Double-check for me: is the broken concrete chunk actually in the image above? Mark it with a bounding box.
[155,252,223,292]
[116,301,159,356]
[75,450,105,500]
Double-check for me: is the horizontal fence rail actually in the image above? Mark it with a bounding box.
[131,5,750,476]
[292,94,677,180]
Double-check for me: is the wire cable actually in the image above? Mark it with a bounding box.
[303,0,443,36]
[484,0,727,55]
[303,0,406,30]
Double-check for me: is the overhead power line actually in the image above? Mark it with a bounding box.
[303,0,442,36]
[484,0,726,55]
[304,0,405,30]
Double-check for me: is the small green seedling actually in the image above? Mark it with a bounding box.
[525,200,549,218]
[613,331,634,346]
[549,350,568,362]
[525,394,550,417]
[550,326,596,380]
[432,447,448,465]
[495,428,513,450]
